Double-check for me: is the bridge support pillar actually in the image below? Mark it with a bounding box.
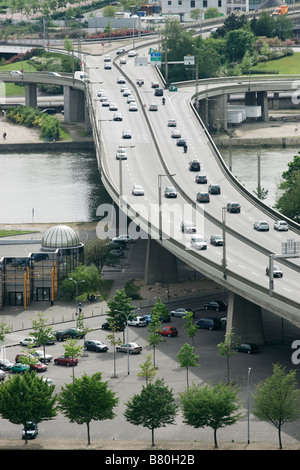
[209,94,228,130]
[257,91,269,121]
[226,292,264,345]
[63,85,85,122]
[144,239,178,285]
[25,83,37,108]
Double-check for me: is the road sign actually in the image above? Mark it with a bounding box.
[135,57,148,66]
[150,51,161,66]
[184,55,195,65]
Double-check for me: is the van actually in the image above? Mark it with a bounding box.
[195,317,221,330]
[74,71,90,83]
[154,88,164,96]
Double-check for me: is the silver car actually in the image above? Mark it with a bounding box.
[116,342,142,354]
[181,221,196,233]
[132,184,144,196]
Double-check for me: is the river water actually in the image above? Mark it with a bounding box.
[0,150,111,224]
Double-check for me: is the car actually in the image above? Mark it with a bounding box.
[208,184,221,194]
[164,186,177,198]
[116,48,125,54]
[221,316,227,326]
[159,326,178,337]
[254,221,269,231]
[227,202,241,213]
[32,361,48,373]
[154,88,163,96]
[84,340,108,352]
[136,78,144,85]
[195,317,221,330]
[189,160,201,171]
[120,57,127,64]
[191,236,207,250]
[43,377,55,388]
[274,220,289,231]
[101,321,125,332]
[171,130,181,138]
[99,95,108,102]
[128,316,147,327]
[151,82,159,88]
[176,138,187,147]
[8,363,30,374]
[122,129,132,139]
[48,72,61,77]
[20,337,40,347]
[195,174,207,184]
[116,148,127,160]
[104,62,112,69]
[128,50,138,57]
[142,314,171,324]
[0,358,14,371]
[42,108,56,115]
[204,301,227,311]
[54,328,84,341]
[235,343,258,354]
[197,192,210,203]
[127,95,135,103]
[122,89,131,97]
[109,103,118,111]
[117,76,126,84]
[181,221,196,233]
[31,350,53,363]
[132,184,144,196]
[102,99,110,107]
[22,422,38,440]
[10,70,22,76]
[54,355,78,366]
[149,103,158,111]
[170,308,194,317]
[120,85,127,92]
[104,54,111,62]
[45,334,56,345]
[97,89,106,96]
[210,234,223,246]
[168,119,176,127]
[15,353,34,363]
[113,112,123,121]
[111,234,134,244]
[116,342,142,354]
[129,102,138,111]
[0,369,6,380]
[266,265,283,278]
[110,248,125,257]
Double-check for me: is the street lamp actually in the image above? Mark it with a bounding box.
[116,307,139,375]
[158,173,175,241]
[247,367,251,444]
[69,278,85,315]
[222,207,227,280]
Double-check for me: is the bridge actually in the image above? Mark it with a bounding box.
[1,44,299,343]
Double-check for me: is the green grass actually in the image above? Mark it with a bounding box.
[0,60,37,96]
[253,53,300,74]
[0,230,38,237]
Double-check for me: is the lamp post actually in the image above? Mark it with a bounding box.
[247,367,251,444]
[69,278,85,316]
[158,173,175,241]
[116,307,139,375]
[221,207,227,279]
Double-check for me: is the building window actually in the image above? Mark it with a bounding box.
[191,0,195,6]
[178,0,182,4]
[168,0,171,4]
[218,0,221,5]
[203,0,207,6]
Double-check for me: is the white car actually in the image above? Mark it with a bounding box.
[122,89,131,97]
[109,103,118,111]
[116,148,127,160]
[122,129,132,139]
[120,58,127,64]
[113,113,123,121]
[10,70,22,76]
[102,99,110,107]
[149,103,158,111]
[32,350,53,363]
[116,48,125,55]
[132,184,144,196]
[99,95,108,102]
[117,76,126,84]
[129,102,138,111]
[0,370,6,381]
[104,54,111,62]
[168,119,176,127]
[191,236,207,250]
[104,62,112,69]
[128,316,147,327]
[181,221,196,233]
[171,130,181,138]
[127,94,135,103]
[97,89,106,96]
[20,337,39,347]
[274,220,289,231]
[48,72,61,76]
[128,50,138,57]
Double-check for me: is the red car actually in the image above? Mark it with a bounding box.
[159,326,178,337]
[32,362,47,372]
[54,356,78,367]
[15,354,47,372]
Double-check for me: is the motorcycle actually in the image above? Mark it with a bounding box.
[184,145,188,153]
[162,98,166,105]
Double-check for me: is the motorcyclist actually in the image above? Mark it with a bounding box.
[162,97,166,105]
[184,143,188,153]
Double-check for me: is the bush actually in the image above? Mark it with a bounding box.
[6,105,61,140]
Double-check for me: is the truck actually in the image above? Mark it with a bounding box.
[74,71,90,83]
[272,4,288,15]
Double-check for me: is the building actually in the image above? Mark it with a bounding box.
[0,225,84,310]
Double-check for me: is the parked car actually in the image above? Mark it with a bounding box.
[31,350,53,363]
[189,160,201,171]
[204,300,227,311]
[191,236,207,250]
[149,103,158,111]
[197,192,210,203]
[181,221,196,233]
[0,370,6,381]
[266,265,283,278]
[54,355,78,366]
[0,358,14,371]
[22,422,38,440]
[110,248,125,257]
[195,174,207,184]
[195,317,221,330]
[170,308,194,317]
[32,362,48,372]
[111,234,134,244]
[254,221,269,231]
[101,321,125,331]
[132,184,144,196]
[159,326,178,337]
[235,343,258,354]
[20,337,40,347]
[164,186,177,198]
[54,328,84,341]
[84,340,108,352]
[142,314,171,324]
[210,234,223,246]
[208,184,221,194]
[128,316,147,327]
[227,202,241,213]
[116,342,142,354]
[8,363,30,374]
[274,220,288,231]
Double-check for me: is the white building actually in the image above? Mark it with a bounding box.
[160,0,249,21]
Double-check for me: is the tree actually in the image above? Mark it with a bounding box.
[0,371,57,444]
[30,312,54,359]
[180,381,243,448]
[57,372,118,446]
[0,322,11,343]
[61,265,102,299]
[105,320,122,378]
[62,338,83,383]
[217,329,236,383]
[274,153,300,222]
[106,288,135,334]
[147,305,164,368]
[84,238,124,272]
[177,343,199,388]
[252,363,300,449]
[150,297,169,322]
[124,379,178,446]
[137,354,157,386]
[182,311,198,346]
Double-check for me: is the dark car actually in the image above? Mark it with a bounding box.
[101,321,125,331]
[195,174,207,184]
[227,202,241,213]
[159,326,178,337]
[42,108,56,115]
[210,234,223,246]
[0,359,14,371]
[22,422,38,440]
[164,186,177,198]
[204,301,227,311]
[189,160,201,171]
[235,343,258,354]
[176,138,186,147]
[54,328,84,341]
[195,317,221,330]
[154,88,164,96]
[208,184,221,194]
[84,340,108,352]
[197,192,210,203]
